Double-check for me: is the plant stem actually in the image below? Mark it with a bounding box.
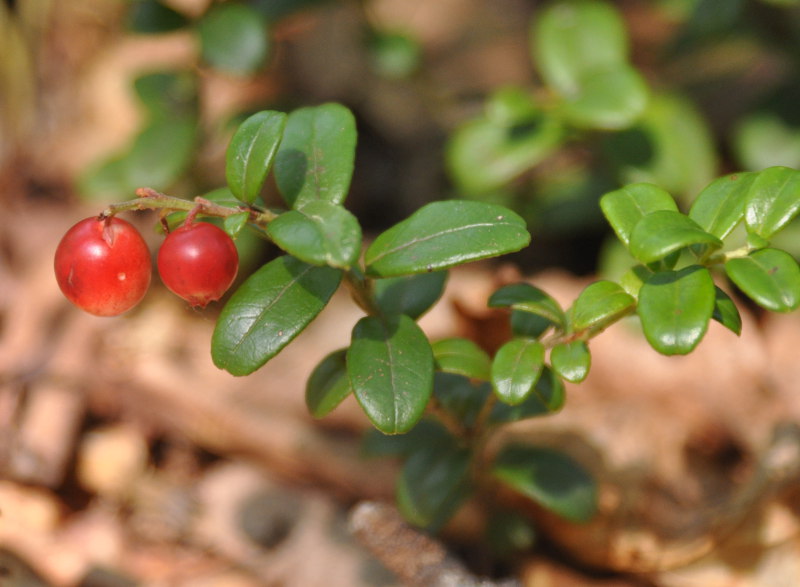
[343,267,382,317]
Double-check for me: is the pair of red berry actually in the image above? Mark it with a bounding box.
[54,216,239,316]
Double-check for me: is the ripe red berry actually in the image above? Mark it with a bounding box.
[157,221,239,308]
[54,216,152,317]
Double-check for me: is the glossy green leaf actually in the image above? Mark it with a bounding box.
[560,65,649,130]
[533,0,628,95]
[125,116,197,191]
[491,338,545,405]
[744,166,800,239]
[629,210,722,264]
[490,367,565,423]
[510,310,553,339]
[492,445,597,523]
[348,315,434,434]
[689,171,756,239]
[365,201,530,277]
[373,271,448,320]
[571,280,635,333]
[488,283,565,329]
[226,110,287,205]
[197,4,268,75]
[266,201,362,268]
[550,341,591,383]
[725,248,800,313]
[712,286,742,335]
[396,434,472,530]
[305,349,351,418]
[274,103,357,209]
[432,337,492,381]
[212,256,342,375]
[433,373,491,428]
[223,212,249,237]
[637,265,715,355]
[600,183,678,247]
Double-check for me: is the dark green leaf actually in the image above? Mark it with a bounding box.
[274,103,357,209]
[744,166,800,239]
[223,212,249,237]
[433,372,491,428]
[373,271,448,319]
[637,265,716,355]
[134,71,197,119]
[266,201,362,268]
[570,280,635,333]
[348,315,434,434]
[712,286,742,335]
[560,65,649,130]
[488,283,565,330]
[197,4,268,75]
[128,0,189,33]
[725,248,800,312]
[600,183,678,247]
[510,310,552,339]
[432,337,492,381]
[490,367,565,423]
[365,201,530,277]
[689,172,756,239]
[226,110,287,205]
[361,420,450,458]
[492,445,597,523]
[211,256,342,375]
[550,341,591,383]
[491,338,545,405]
[305,349,351,418]
[125,116,197,191]
[396,434,472,531]
[629,210,722,264]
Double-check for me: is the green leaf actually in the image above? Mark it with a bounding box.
[629,210,722,264]
[266,201,362,268]
[212,256,342,376]
[637,265,716,355]
[490,366,565,423]
[491,338,545,405]
[368,30,421,79]
[396,434,472,531]
[226,110,287,205]
[128,0,189,33]
[433,373,491,428]
[361,420,450,458]
[197,4,268,75]
[560,64,649,130]
[125,116,197,191]
[570,280,635,333]
[725,248,800,313]
[492,445,597,523]
[134,71,197,119]
[432,337,492,381]
[744,166,800,239]
[734,112,800,171]
[223,212,249,237]
[305,349,351,418]
[712,286,742,335]
[550,341,591,383]
[373,271,448,320]
[348,315,434,434]
[600,183,678,247]
[365,201,530,277]
[274,103,357,209]
[689,171,756,239]
[533,0,629,95]
[488,283,566,330]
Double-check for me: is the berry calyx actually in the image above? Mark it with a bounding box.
[157,221,239,308]
[54,216,152,317]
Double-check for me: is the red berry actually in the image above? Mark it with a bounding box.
[54,216,152,317]
[157,221,239,308]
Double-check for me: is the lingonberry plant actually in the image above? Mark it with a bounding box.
[55,101,800,543]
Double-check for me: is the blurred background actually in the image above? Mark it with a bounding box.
[3,0,800,585]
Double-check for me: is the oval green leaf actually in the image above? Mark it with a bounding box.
[637,265,716,355]
[744,166,800,239]
[712,286,742,335]
[365,201,530,277]
[211,256,342,376]
[725,248,800,313]
[629,210,722,264]
[570,280,635,333]
[226,110,287,205]
[347,314,434,434]
[125,116,197,191]
[560,65,649,130]
[223,211,249,237]
[266,201,362,268]
[274,103,357,209]
[689,172,756,239]
[488,282,565,330]
[432,337,492,381]
[550,341,591,383]
[491,338,545,405]
[433,372,491,428]
[600,183,678,247]
[492,445,597,523]
[305,349,351,418]
[197,4,268,75]
[373,271,448,320]
[490,366,565,423]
